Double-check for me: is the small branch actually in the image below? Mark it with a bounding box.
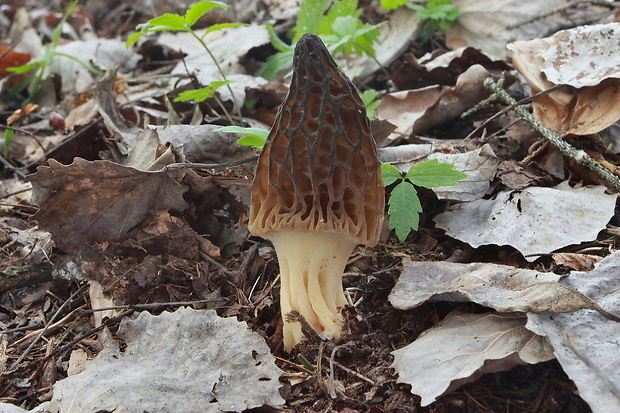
[161,155,258,172]
[483,77,620,191]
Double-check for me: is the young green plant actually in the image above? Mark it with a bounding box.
[257,0,382,80]
[380,0,462,39]
[382,160,466,242]
[126,1,246,117]
[5,0,103,102]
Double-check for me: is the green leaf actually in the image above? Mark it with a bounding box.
[173,80,232,103]
[381,163,403,186]
[203,22,248,36]
[405,159,467,188]
[125,32,143,48]
[360,89,380,119]
[256,47,294,80]
[146,14,188,31]
[318,0,360,35]
[387,181,422,242]
[380,0,408,10]
[294,0,330,41]
[215,126,269,149]
[185,1,227,26]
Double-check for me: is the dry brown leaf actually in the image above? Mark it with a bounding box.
[27,158,188,252]
[551,252,602,271]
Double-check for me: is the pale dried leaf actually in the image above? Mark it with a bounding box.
[446,0,568,59]
[527,251,620,413]
[508,30,620,135]
[0,218,53,265]
[49,39,140,93]
[28,158,188,252]
[434,182,616,261]
[392,311,554,406]
[389,259,610,315]
[539,23,620,88]
[52,308,284,413]
[428,144,498,201]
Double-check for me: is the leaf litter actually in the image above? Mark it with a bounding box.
[1,1,620,412]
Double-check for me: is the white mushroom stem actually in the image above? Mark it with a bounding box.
[268,229,357,350]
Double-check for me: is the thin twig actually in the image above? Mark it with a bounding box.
[9,283,88,371]
[483,77,620,191]
[161,155,258,172]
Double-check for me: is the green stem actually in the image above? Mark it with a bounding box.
[190,30,242,122]
[54,52,105,76]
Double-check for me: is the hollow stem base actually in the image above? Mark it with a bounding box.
[268,230,357,351]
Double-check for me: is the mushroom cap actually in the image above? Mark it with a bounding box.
[249,33,384,246]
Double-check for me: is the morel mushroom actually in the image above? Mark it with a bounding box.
[249,33,384,350]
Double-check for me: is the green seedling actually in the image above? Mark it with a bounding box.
[359,89,381,120]
[381,0,462,39]
[126,1,246,113]
[382,160,466,242]
[257,0,382,80]
[5,0,103,102]
[214,126,268,149]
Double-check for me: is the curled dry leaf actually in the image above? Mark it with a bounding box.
[392,310,554,406]
[28,158,188,253]
[434,182,617,262]
[412,64,492,134]
[526,251,620,413]
[49,308,284,413]
[389,259,613,316]
[508,23,620,135]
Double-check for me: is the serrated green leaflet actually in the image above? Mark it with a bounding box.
[405,159,467,188]
[388,181,422,242]
[173,81,231,103]
[185,1,227,26]
[381,163,403,186]
[215,126,268,149]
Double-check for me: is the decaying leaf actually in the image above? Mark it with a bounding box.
[389,259,614,316]
[508,23,620,135]
[392,311,554,406]
[427,144,498,201]
[434,182,617,261]
[412,65,493,134]
[446,0,570,59]
[28,158,188,252]
[43,308,284,413]
[527,251,620,413]
[375,86,443,141]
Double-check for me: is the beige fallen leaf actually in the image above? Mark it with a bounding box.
[392,311,554,406]
[446,0,568,59]
[389,259,613,316]
[527,251,620,413]
[434,182,617,261]
[508,23,620,135]
[52,308,284,413]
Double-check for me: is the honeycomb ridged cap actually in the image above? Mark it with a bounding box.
[248,33,384,246]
